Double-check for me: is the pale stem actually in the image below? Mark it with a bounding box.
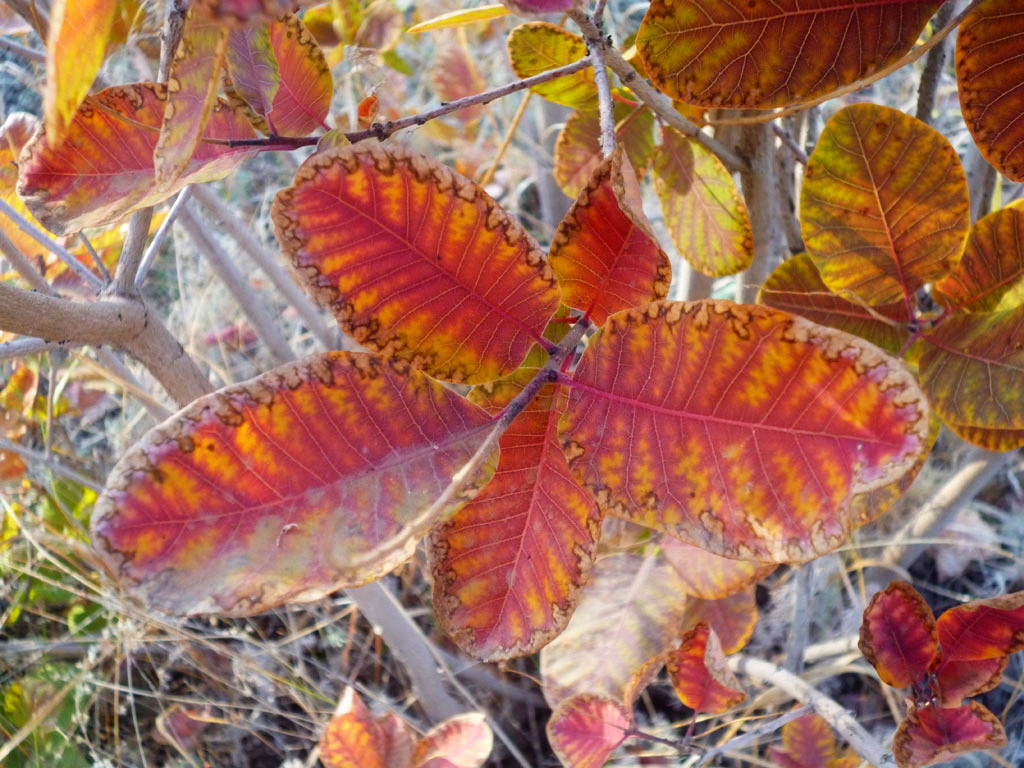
[0,35,45,63]
[689,704,814,766]
[113,208,154,295]
[77,233,113,283]
[736,121,780,304]
[0,199,104,290]
[135,187,193,288]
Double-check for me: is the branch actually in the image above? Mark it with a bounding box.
[76,233,112,283]
[0,227,50,293]
[730,654,896,767]
[0,337,76,361]
[112,208,154,295]
[135,187,192,288]
[570,9,616,157]
[158,0,188,84]
[0,435,101,491]
[0,35,45,63]
[915,1,955,125]
[0,199,104,290]
[736,122,780,303]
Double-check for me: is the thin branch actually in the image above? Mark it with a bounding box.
[915,1,955,125]
[190,185,335,350]
[965,141,998,222]
[178,206,297,365]
[736,121,780,303]
[730,654,896,767]
[158,0,188,84]
[572,8,616,158]
[0,199,104,290]
[0,35,45,63]
[135,186,193,288]
[477,91,533,188]
[772,123,808,165]
[0,227,51,293]
[113,208,154,295]
[0,336,77,361]
[691,704,813,766]
[76,233,112,283]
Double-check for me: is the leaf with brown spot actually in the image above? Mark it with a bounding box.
[893,702,1006,768]
[554,104,655,197]
[666,623,745,713]
[549,148,671,327]
[934,591,1024,661]
[272,143,561,385]
[858,581,937,689]
[653,126,752,277]
[90,351,498,616]
[507,22,597,110]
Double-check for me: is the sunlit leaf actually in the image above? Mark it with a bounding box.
[932,654,1008,707]
[91,352,497,616]
[682,586,758,654]
[320,688,386,768]
[267,14,332,135]
[18,83,257,234]
[272,143,561,384]
[0,113,49,258]
[560,300,932,563]
[44,0,118,142]
[408,5,509,34]
[919,306,1024,450]
[957,0,1024,181]
[540,553,691,707]
[768,712,852,768]
[554,104,654,197]
[893,702,1006,768]
[666,623,745,713]
[934,202,1024,313]
[653,126,752,277]
[429,366,601,661]
[155,9,230,186]
[507,22,597,110]
[411,713,493,768]
[549,148,670,326]
[934,591,1024,661]
[858,581,936,689]
[801,104,970,307]
[758,253,912,356]
[547,694,631,768]
[636,0,940,108]
[433,43,487,124]
[661,539,774,600]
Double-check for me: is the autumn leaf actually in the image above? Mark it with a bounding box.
[549,147,671,326]
[547,694,631,768]
[44,0,119,142]
[18,83,257,234]
[636,0,940,108]
[433,43,487,124]
[934,591,1024,661]
[666,623,745,713]
[931,654,1008,707]
[266,14,332,135]
[0,113,49,259]
[957,0,1024,181]
[91,352,498,616]
[893,702,1006,768]
[554,104,654,197]
[858,581,937,689]
[507,22,597,110]
[195,0,311,23]
[408,5,510,34]
[411,713,492,768]
[560,300,932,563]
[272,143,561,384]
[652,126,752,277]
[661,539,774,601]
[429,365,601,661]
[801,104,970,308]
[320,688,387,768]
[767,712,858,768]
[682,586,758,654]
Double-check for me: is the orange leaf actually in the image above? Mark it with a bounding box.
[932,654,1008,707]
[767,713,847,768]
[320,688,387,768]
[801,104,970,308]
[893,702,1007,768]
[636,0,940,108]
[652,126,752,278]
[662,539,773,601]
[919,306,1024,450]
[90,351,497,616]
[934,591,1024,661]
[429,367,601,661]
[957,0,1024,181]
[540,553,692,708]
[154,9,229,186]
[758,253,912,356]
[934,201,1024,313]
[0,113,49,260]
[44,0,119,142]
[666,623,745,714]
[554,104,655,197]
[18,83,256,234]
[267,14,332,135]
[272,143,561,385]
[411,712,493,768]
[549,147,670,327]
[858,581,937,690]
[683,586,758,654]
[547,694,632,768]
[432,43,487,124]
[506,22,597,110]
[559,300,932,563]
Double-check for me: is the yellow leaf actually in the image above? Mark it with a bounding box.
[407,4,509,34]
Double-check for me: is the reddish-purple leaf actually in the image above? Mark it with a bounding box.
[547,694,631,768]
[932,654,1008,707]
[859,581,937,690]
[935,591,1024,661]
[893,702,1007,768]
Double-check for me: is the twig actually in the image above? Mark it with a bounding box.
[0,199,104,290]
[691,704,813,766]
[772,123,808,165]
[158,0,188,84]
[190,185,335,350]
[730,654,895,767]
[0,227,50,293]
[736,122,780,303]
[86,349,173,420]
[135,186,192,288]
[178,206,297,365]
[915,1,955,125]
[76,233,112,283]
[881,447,1014,569]
[0,435,101,491]
[572,9,616,157]
[965,141,998,222]
[113,208,154,295]
[0,35,45,63]
[0,337,75,360]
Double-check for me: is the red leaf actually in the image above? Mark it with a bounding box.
[661,539,774,600]
[935,591,1024,661]
[932,654,1008,707]
[18,83,256,234]
[429,368,601,661]
[91,352,497,616]
[893,702,1007,768]
[858,581,937,689]
[272,143,561,385]
[547,694,632,768]
[267,14,332,135]
[666,623,745,714]
[411,712,493,768]
[549,147,671,327]
[559,300,932,563]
